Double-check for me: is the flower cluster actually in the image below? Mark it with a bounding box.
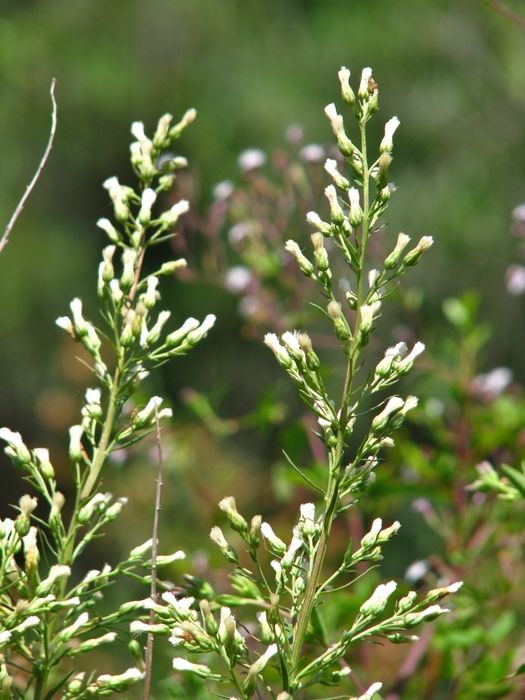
[0,111,214,698]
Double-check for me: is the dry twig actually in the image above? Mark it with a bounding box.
[0,78,58,255]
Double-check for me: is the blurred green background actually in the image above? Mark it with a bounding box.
[2,0,525,431]
[2,0,525,695]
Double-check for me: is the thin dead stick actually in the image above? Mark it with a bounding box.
[143,405,164,700]
[0,78,58,255]
[485,0,525,30]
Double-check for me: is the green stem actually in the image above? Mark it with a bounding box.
[289,433,345,680]
[290,117,373,686]
[57,367,121,584]
[80,368,120,503]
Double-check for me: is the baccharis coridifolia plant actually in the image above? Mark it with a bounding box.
[129,68,462,700]
[0,110,216,698]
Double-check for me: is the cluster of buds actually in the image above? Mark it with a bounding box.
[56,298,103,364]
[64,667,145,698]
[132,589,283,690]
[263,331,338,438]
[344,518,400,569]
[372,340,425,391]
[370,395,418,435]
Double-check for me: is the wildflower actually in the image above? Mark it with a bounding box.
[348,187,362,227]
[260,522,287,556]
[166,317,200,346]
[219,497,248,535]
[172,658,215,679]
[306,210,332,235]
[225,266,254,294]
[380,116,400,153]
[470,367,512,400]
[158,199,190,228]
[299,144,324,163]
[153,113,173,147]
[243,644,278,695]
[97,218,121,244]
[185,315,216,346]
[359,581,397,616]
[138,188,157,225]
[264,333,292,369]
[284,240,315,277]
[325,185,345,225]
[238,148,267,172]
[324,158,350,190]
[212,180,235,200]
[338,66,355,105]
[0,428,31,464]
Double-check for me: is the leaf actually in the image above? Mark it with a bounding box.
[501,464,525,497]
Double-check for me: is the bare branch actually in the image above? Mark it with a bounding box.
[485,0,525,31]
[0,78,58,255]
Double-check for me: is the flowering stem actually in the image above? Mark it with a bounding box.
[290,433,345,679]
[290,114,373,684]
[143,406,164,700]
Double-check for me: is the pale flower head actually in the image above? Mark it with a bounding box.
[238,148,267,172]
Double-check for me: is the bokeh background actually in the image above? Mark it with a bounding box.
[2,0,525,696]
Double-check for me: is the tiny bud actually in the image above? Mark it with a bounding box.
[97,218,122,244]
[306,211,332,236]
[359,580,397,617]
[358,67,373,100]
[218,496,248,536]
[348,188,363,228]
[338,66,355,105]
[138,188,157,226]
[284,239,315,277]
[400,236,434,270]
[375,152,392,190]
[324,159,350,191]
[384,233,411,269]
[380,116,400,154]
[325,184,345,225]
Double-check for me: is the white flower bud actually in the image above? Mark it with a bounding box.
[306,211,332,235]
[338,66,355,105]
[380,116,400,153]
[325,185,345,225]
[132,396,164,430]
[185,314,216,346]
[358,682,383,700]
[358,67,373,100]
[146,310,171,345]
[70,298,88,336]
[143,275,159,309]
[159,199,190,228]
[138,188,157,226]
[153,113,173,147]
[172,658,213,678]
[385,232,411,269]
[131,122,146,142]
[165,317,200,347]
[97,218,121,244]
[264,333,292,369]
[347,187,362,228]
[284,239,315,277]
[261,522,287,556]
[238,148,267,172]
[359,580,397,616]
[69,425,84,462]
[324,158,350,190]
[371,397,405,433]
[0,428,31,463]
[34,448,54,479]
[120,248,137,292]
